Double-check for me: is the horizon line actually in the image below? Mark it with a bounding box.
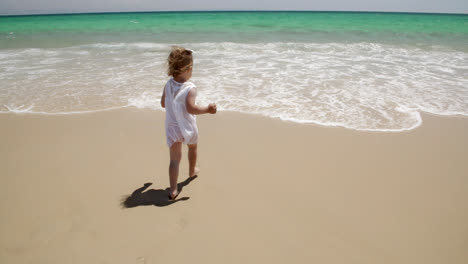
[1,9,468,18]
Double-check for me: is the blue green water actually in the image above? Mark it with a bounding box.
[1,12,467,131]
[1,12,467,49]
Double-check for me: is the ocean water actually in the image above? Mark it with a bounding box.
[1,11,467,131]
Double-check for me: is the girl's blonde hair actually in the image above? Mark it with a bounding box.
[167,47,193,77]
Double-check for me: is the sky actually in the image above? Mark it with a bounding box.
[0,0,467,16]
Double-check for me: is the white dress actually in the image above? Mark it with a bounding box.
[164,78,198,147]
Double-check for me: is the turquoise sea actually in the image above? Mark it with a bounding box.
[1,12,467,131]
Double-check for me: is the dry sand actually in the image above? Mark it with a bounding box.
[1,109,467,264]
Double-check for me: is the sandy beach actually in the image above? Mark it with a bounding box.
[1,109,467,264]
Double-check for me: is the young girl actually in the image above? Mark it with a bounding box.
[160,47,217,200]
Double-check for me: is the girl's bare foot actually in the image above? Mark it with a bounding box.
[169,189,179,200]
[189,167,199,178]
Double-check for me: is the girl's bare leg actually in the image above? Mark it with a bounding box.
[188,144,199,177]
[169,142,182,198]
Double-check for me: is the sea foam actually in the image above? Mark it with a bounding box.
[1,42,467,131]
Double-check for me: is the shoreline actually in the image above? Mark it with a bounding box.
[2,107,468,133]
[1,108,468,263]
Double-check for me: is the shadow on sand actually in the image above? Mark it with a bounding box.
[120,176,197,208]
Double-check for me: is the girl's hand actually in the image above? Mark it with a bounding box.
[208,103,217,114]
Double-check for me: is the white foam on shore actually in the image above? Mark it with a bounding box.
[4,104,35,114]
[127,91,160,110]
[1,42,467,131]
[0,105,128,115]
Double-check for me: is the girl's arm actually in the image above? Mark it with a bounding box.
[186,88,216,115]
[161,88,165,108]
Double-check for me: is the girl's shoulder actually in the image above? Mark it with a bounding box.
[181,82,197,93]
[164,78,175,87]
